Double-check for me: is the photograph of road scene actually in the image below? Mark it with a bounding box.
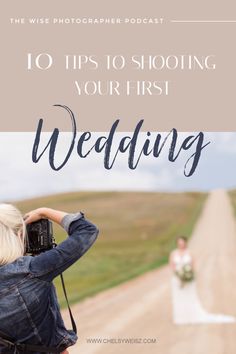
[0,132,236,354]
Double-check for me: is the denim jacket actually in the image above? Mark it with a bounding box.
[0,212,99,353]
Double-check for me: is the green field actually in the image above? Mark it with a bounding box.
[16,191,206,307]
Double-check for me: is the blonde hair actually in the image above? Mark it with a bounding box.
[0,204,26,266]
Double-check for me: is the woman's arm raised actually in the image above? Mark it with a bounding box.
[24,208,99,281]
[24,207,67,225]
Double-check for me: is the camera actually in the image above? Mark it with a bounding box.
[26,219,55,254]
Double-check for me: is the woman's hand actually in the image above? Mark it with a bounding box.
[23,208,45,224]
[24,207,68,225]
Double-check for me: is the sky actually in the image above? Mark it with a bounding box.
[0,131,235,201]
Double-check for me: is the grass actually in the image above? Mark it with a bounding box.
[16,191,207,307]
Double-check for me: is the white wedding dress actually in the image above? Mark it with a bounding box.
[171,251,236,325]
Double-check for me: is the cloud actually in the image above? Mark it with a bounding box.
[0,132,235,201]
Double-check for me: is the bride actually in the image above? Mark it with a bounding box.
[169,236,236,325]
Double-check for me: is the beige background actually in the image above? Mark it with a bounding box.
[1,0,236,131]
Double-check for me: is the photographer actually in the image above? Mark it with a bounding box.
[0,203,99,353]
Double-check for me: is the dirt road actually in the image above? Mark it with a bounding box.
[62,190,236,354]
